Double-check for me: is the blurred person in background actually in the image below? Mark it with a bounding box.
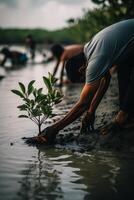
[25,34,36,60]
[50,44,86,86]
[0,47,28,67]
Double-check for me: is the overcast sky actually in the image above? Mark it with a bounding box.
[0,0,95,30]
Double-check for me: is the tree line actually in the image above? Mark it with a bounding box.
[0,0,134,45]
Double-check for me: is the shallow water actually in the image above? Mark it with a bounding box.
[0,57,134,200]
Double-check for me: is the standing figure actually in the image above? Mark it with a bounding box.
[25,35,36,60]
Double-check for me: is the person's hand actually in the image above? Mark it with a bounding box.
[40,126,59,144]
[80,112,95,134]
[23,126,59,145]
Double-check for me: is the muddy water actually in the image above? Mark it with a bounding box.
[0,59,134,200]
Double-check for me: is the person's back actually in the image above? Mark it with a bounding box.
[11,51,28,65]
[61,44,84,61]
[84,19,134,83]
[50,44,85,85]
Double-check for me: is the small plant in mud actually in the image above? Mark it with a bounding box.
[11,73,63,135]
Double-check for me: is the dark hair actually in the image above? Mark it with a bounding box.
[1,47,11,57]
[50,44,64,59]
[65,52,87,83]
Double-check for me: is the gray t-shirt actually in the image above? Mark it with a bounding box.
[84,19,134,83]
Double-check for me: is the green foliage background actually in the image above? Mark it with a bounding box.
[0,0,134,45]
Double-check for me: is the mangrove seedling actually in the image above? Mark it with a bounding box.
[11,73,63,135]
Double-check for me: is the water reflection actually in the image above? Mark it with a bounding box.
[18,151,62,199]
[16,145,132,200]
[17,148,88,200]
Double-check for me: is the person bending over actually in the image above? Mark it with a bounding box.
[0,47,28,67]
[50,44,86,86]
[29,19,134,144]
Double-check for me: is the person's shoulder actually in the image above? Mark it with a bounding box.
[65,44,83,50]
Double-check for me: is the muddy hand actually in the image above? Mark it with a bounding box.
[80,112,95,134]
[24,126,59,145]
[40,126,59,144]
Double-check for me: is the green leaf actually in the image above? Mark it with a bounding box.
[28,80,35,95]
[11,90,24,98]
[32,109,42,117]
[30,99,35,108]
[18,115,29,118]
[17,104,28,111]
[23,98,31,104]
[54,98,62,104]
[38,88,43,95]
[43,76,52,91]
[41,104,52,116]
[33,89,37,97]
[28,86,34,96]
[19,82,25,94]
[40,98,48,105]
[55,90,62,97]
[35,95,42,103]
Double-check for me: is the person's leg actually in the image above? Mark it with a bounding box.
[117,62,131,112]
[120,66,134,118]
[114,59,131,124]
[114,43,134,125]
[100,42,134,134]
[30,48,35,60]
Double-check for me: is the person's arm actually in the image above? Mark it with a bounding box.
[80,72,111,132]
[59,61,66,86]
[52,80,101,131]
[52,59,60,77]
[88,72,111,113]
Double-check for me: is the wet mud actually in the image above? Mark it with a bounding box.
[26,75,134,153]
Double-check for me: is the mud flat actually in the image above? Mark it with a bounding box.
[39,75,134,153]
